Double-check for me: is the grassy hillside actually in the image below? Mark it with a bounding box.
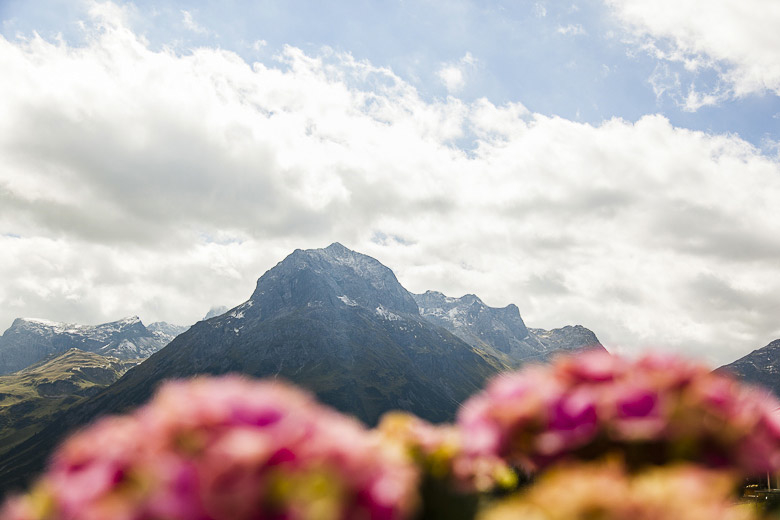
[0,349,137,457]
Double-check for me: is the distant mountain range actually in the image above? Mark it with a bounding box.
[0,317,187,375]
[413,290,601,367]
[0,243,603,496]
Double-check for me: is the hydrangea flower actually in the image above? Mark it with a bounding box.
[458,350,780,474]
[1,376,420,520]
[478,460,759,520]
[377,411,516,493]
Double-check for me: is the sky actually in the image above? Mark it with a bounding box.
[1,0,779,367]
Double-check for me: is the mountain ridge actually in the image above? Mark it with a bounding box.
[0,317,186,375]
[413,289,605,367]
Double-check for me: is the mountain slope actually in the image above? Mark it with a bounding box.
[718,339,780,396]
[0,317,183,375]
[414,291,605,367]
[0,349,135,456]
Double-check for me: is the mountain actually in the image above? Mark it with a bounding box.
[413,291,604,367]
[0,317,183,375]
[203,306,229,320]
[147,321,189,340]
[528,325,605,358]
[0,243,603,496]
[718,339,780,396]
[75,243,504,425]
[0,349,135,457]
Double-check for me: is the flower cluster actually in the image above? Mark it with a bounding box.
[377,411,516,493]
[2,376,419,520]
[458,350,780,474]
[478,460,758,520]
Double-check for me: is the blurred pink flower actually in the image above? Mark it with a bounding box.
[458,350,780,474]
[377,411,516,493]
[1,376,419,520]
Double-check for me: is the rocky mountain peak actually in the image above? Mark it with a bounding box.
[460,293,482,304]
[505,303,520,313]
[116,316,142,325]
[308,243,397,287]
[203,306,229,320]
[250,243,419,316]
[147,322,188,338]
[9,318,85,336]
[322,241,352,256]
[528,325,604,352]
[413,290,530,347]
[414,291,519,321]
[94,316,146,335]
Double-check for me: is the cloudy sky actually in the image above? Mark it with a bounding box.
[1,0,779,366]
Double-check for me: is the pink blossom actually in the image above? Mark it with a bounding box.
[458,350,780,474]
[2,376,420,520]
[377,412,516,493]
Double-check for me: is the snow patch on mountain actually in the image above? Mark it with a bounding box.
[375,305,401,321]
[338,295,358,306]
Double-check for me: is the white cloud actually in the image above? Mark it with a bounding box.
[606,0,780,100]
[557,24,586,36]
[649,62,731,112]
[681,87,730,112]
[437,65,465,93]
[533,3,547,17]
[1,5,779,366]
[181,9,208,35]
[437,52,477,93]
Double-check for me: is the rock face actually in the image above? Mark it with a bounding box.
[414,291,605,367]
[0,317,184,375]
[718,339,780,396]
